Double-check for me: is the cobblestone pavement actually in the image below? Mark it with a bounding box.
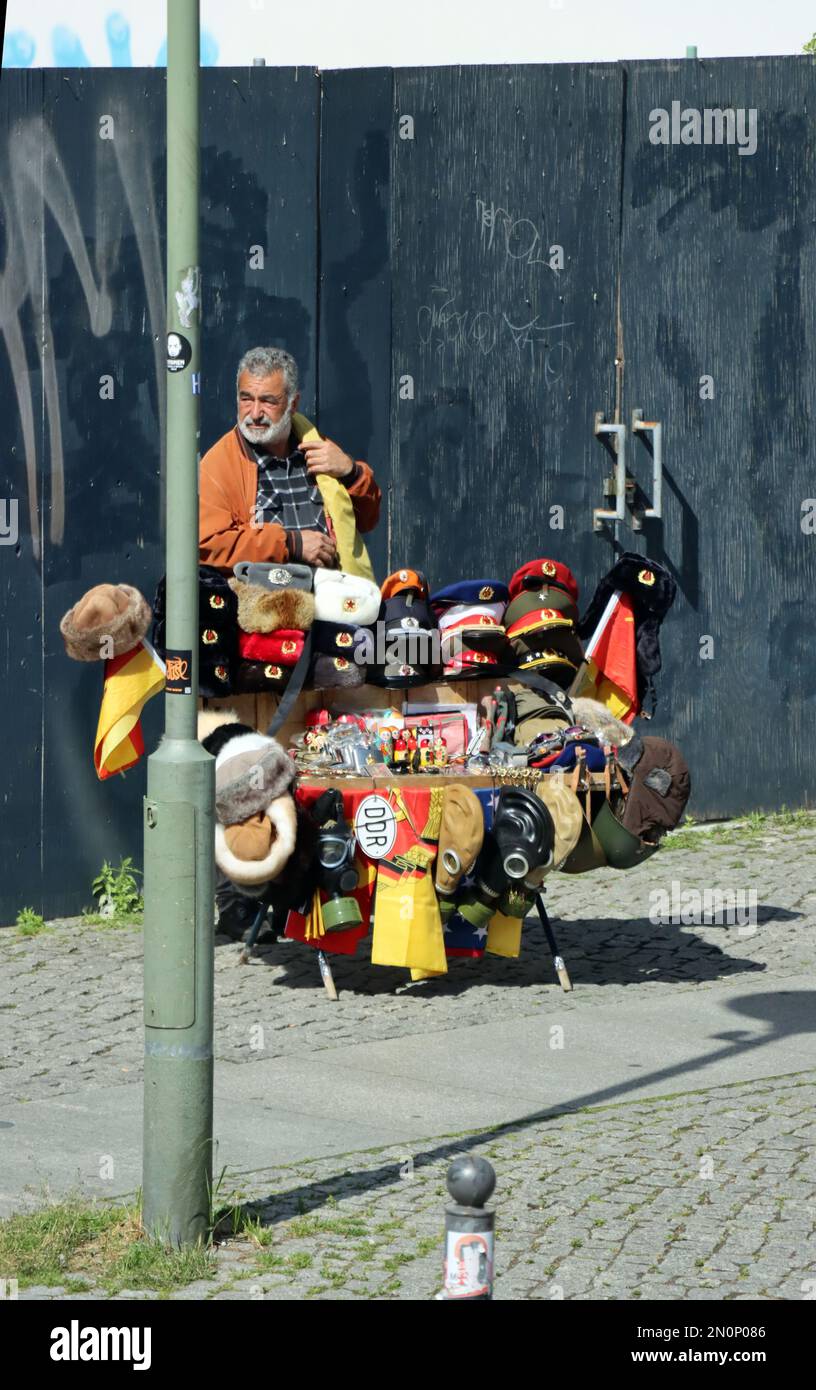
[18,1071,816,1301]
[2,822,815,1099]
[3,820,816,1300]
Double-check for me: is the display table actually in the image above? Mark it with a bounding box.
[201,680,605,996]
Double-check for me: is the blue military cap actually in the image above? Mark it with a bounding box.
[430,578,509,614]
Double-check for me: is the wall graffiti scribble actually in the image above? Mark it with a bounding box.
[0,111,164,559]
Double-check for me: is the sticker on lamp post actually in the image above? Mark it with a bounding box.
[165,650,193,694]
[354,795,397,859]
[167,332,192,372]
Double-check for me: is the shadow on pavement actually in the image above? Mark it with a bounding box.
[228,907,804,996]
[221,988,816,1228]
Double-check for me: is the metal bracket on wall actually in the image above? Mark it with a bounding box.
[593,412,629,532]
[630,409,663,531]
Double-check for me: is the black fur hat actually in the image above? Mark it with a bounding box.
[152,566,239,698]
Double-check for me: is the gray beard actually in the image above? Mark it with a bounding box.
[238,405,293,450]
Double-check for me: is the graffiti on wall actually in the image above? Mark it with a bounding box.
[0,109,165,559]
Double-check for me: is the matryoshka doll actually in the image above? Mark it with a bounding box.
[393,730,408,771]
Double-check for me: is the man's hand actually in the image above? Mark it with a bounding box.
[299,529,338,567]
[301,437,355,480]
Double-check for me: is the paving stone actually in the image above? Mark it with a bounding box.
[4,823,816,1299]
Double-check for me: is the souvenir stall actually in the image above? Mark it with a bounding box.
[193,554,691,997]
[58,553,690,999]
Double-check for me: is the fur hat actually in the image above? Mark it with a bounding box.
[312,570,381,626]
[238,629,305,666]
[197,709,246,752]
[228,579,314,634]
[152,567,239,697]
[215,795,297,885]
[232,560,314,593]
[233,661,292,694]
[60,583,152,661]
[214,731,296,824]
[224,811,272,861]
[571,697,635,746]
[198,710,298,886]
[309,653,366,689]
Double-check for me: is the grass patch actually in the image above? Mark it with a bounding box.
[0,1198,216,1294]
[79,910,143,930]
[253,1250,285,1271]
[288,1213,369,1240]
[661,808,816,854]
[15,908,47,936]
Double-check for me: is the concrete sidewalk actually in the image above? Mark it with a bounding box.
[15,1069,816,1302]
[2,970,813,1215]
[2,816,815,1300]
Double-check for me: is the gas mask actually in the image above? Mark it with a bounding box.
[458,786,555,928]
[312,788,362,932]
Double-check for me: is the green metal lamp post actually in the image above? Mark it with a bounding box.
[142,0,215,1246]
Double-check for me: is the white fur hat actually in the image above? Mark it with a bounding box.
[313,570,381,626]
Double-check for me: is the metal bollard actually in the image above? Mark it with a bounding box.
[441,1155,496,1300]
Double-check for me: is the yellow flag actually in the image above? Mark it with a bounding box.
[486,911,524,959]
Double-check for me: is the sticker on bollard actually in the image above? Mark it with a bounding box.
[445,1227,494,1299]
[442,1155,496,1300]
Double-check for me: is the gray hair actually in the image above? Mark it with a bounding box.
[236,347,299,400]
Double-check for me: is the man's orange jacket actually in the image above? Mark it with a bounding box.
[199,426,381,573]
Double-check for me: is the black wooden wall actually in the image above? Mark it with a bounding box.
[619,58,816,817]
[1,58,814,921]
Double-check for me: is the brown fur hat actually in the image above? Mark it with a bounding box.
[60,583,152,662]
[215,794,297,885]
[228,579,314,634]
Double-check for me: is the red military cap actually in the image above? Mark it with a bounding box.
[508,558,579,604]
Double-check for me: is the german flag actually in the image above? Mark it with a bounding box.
[94,639,165,779]
[573,590,638,723]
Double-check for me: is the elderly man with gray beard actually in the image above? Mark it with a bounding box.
[199,347,381,941]
[199,345,381,572]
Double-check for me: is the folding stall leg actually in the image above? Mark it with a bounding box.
[535,894,573,993]
[317,949,339,1001]
[239,903,268,965]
